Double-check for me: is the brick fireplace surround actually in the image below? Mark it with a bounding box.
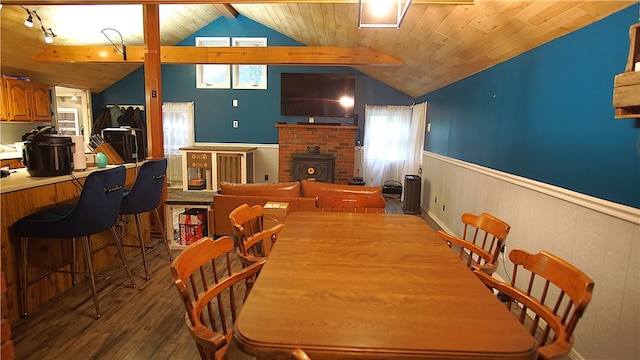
[276,124,358,184]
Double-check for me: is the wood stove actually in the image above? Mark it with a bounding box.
[291,153,335,183]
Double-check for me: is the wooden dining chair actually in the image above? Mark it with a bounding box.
[436,212,510,274]
[473,249,594,360]
[170,236,265,360]
[315,194,386,213]
[229,203,284,267]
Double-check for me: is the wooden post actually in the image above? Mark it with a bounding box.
[143,4,164,159]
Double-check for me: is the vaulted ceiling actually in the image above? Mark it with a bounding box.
[0,1,635,98]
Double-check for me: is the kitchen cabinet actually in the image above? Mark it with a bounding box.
[1,77,52,122]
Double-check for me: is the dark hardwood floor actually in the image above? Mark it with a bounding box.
[11,196,440,359]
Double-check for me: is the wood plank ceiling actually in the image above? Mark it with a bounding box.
[0,1,635,98]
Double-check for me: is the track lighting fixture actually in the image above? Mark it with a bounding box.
[22,6,33,28]
[101,28,127,61]
[44,29,57,44]
[20,7,56,44]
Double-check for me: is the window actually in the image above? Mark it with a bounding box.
[195,37,230,89]
[163,102,195,188]
[232,37,267,89]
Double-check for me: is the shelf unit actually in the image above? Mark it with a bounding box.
[56,107,80,135]
[613,22,640,119]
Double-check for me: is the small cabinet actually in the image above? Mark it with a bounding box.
[180,146,256,192]
[1,77,52,122]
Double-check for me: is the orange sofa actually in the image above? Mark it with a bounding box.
[211,180,383,236]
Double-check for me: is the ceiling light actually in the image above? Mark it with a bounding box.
[24,15,34,28]
[22,7,34,28]
[358,0,412,29]
[43,28,56,44]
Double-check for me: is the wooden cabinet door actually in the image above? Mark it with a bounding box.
[0,79,6,121]
[4,78,32,121]
[30,81,52,121]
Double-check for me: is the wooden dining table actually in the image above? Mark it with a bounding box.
[232,212,538,360]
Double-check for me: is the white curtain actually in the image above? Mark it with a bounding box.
[162,102,194,187]
[362,102,427,187]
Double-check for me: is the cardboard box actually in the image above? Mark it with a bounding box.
[179,208,208,245]
[179,223,205,246]
[263,201,289,230]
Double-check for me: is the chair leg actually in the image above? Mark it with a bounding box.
[19,237,29,317]
[81,236,101,319]
[133,214,150,280]
[109,227,137,288]
[153,208,173,261]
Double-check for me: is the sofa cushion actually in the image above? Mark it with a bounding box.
[219,181,301,197]
[301,180,382,198]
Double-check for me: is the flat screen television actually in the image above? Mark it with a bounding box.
[281,73,355,118]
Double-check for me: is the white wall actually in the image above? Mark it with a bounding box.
[421,151,640,360]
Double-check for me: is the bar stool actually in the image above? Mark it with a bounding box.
[12,166,136,319]
[118,158,172,280]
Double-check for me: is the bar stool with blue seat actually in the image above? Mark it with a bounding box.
[12,165,136,319]
[118,158,172,280]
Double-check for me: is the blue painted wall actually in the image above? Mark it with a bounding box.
[93,15,413,145]
[417,5,640,209]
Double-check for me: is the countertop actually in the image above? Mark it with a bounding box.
[0,163,138,194]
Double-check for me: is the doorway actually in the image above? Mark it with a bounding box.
[53,86,93,145]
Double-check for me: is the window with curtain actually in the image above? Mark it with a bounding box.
[362,102,427,187]
[163,102,194,188]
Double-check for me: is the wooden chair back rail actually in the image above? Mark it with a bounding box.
[510,249,594,337]
[437,212,510,275]
[461,212,509,260]
[315,195,386,213]
[473,249,594,360]
[229,203,284,267]
[474,270,570,358]
[171,236,266,360]
[229,203,264,239]
[242,224,284,261]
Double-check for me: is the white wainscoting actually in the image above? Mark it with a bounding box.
[421,151,640,360]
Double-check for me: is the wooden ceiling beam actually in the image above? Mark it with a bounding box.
[33,46,404,66]
[214,4,239,18]
[2,0,473,5]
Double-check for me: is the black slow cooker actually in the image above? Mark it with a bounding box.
[22,127,75,177]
